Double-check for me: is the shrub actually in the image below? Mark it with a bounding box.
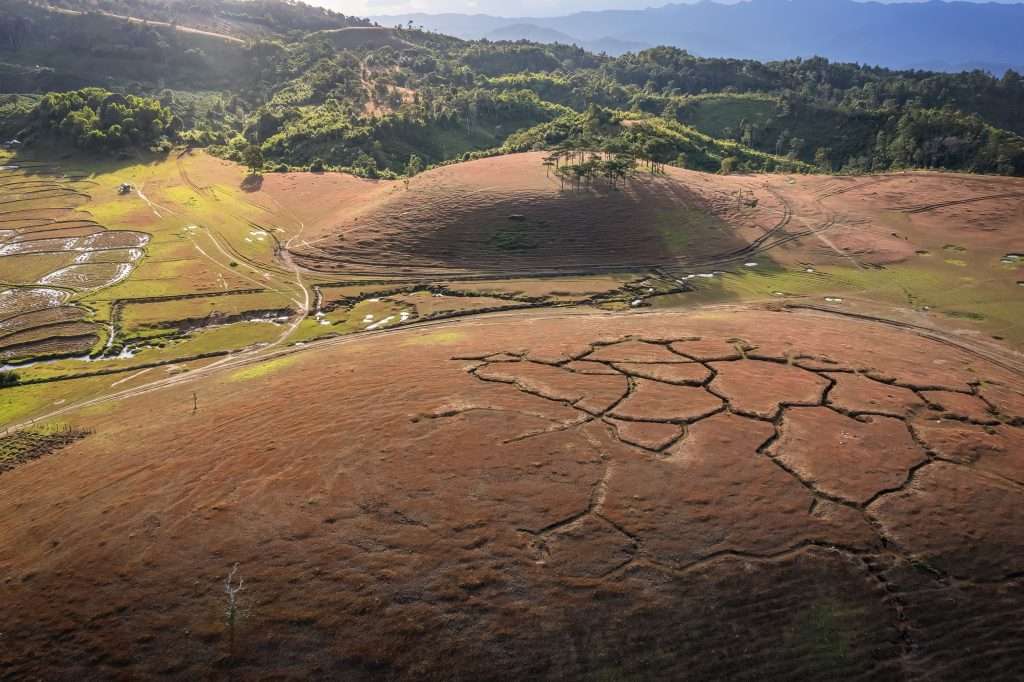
[0,370,20,388]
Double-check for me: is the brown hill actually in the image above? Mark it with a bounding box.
[1,306,1022,679]
[277,153,934,279]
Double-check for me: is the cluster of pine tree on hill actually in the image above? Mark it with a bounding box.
[545,150,638,190]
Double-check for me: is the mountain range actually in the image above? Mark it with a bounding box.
[373,0,1024,72]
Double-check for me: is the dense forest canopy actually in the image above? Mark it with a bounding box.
[30,88,177,151]
[2,0,1024,176]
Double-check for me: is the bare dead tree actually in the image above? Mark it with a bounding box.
[224,563,245,655]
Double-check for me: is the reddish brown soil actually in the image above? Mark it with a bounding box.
[772,407,928,504]
[826,372,925,417]
[708,359,831,418]
[919,390,999,423]
[807,172,1024,254]
[258,155,1024,282]
[269,153,801,277]
[1,307,1022,679]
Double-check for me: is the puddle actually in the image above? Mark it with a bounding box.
[824,297,844,303]
[0,287,71,316]
[366,315,395,330]
[744,262,758,267]
[0,343,138,372]
[37,262,135,289]
[110,263,133,287]
[804,267,816,273]
[631,299,643,307]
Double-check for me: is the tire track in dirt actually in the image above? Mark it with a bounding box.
[894,191,1024,214]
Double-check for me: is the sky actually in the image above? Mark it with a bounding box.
[320,0,1024,20]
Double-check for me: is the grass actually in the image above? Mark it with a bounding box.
[8,321,281,383]
[649,253,1024,346]
[289,298,410,343]
[442,275,636,299]
[788,600,854,672]
[0,253,77,285]
[679,94,780,140]
[403,330,466,346]
[6,149,1021,427]
[229,352,303,382]
[120,292,293,332]
[652,206,732,257]
[0,373,121,425]
[136,321,281,357]
[392,291,519,316]
[490,223,540,251]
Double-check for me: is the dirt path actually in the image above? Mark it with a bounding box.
[169,153,310,352]
[229,177,313,348]
[10,301,1023,433]
[42,5,247,44]
[135,184,174,219]
[359,58,376,115]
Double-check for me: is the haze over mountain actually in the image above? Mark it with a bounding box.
[372,0,1024,71]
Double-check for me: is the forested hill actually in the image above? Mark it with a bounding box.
[377,0,1024,72]
[1,0,1023,177]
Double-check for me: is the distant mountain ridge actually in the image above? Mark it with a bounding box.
[373,0,1024,71]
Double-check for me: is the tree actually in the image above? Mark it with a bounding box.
[242,144,264,175]
[353,152,378,178]
[224,563,246,655]
[788,137,806,160]
[403,154,424,188]
[404,153,423,178]
[814,146,832,171]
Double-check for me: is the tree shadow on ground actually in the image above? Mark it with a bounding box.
[240,173,263,192]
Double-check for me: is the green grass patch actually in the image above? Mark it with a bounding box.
[403,330,466,346]
[120,292,292,332]
[229,352,303,382]
[491,224,539,251]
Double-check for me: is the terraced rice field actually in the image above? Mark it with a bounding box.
[0,162,150,363]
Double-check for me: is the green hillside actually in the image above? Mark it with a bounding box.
[2,0,1023,176]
